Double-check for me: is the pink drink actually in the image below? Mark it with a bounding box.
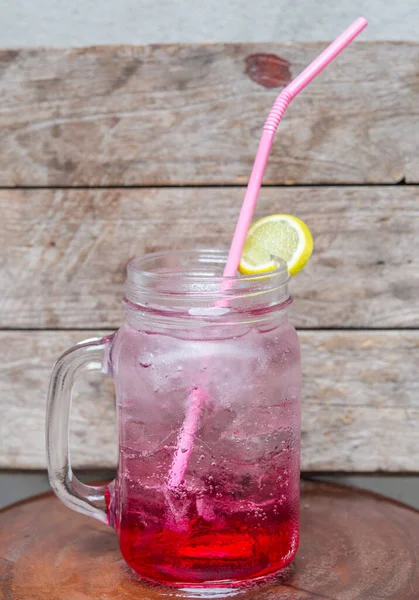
[109,306,300,584]
[48,250,301,587]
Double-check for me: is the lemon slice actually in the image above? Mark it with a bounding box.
[239,214,313,276]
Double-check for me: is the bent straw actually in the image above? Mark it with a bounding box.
[223,16,367,276]
[167,17,368,493]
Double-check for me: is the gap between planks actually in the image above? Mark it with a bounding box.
[0,182,414,190]
[2,327,419,332]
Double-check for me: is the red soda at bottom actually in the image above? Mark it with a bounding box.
[112,471,299,586]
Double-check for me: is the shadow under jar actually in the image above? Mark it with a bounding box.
[47,250,301,588]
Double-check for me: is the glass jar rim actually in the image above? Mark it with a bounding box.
[126,249,289,299]
[123,250,292,326]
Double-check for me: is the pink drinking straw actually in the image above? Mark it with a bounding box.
[167,17,368,493]
[224,16,368,276]
[168,387,209,491]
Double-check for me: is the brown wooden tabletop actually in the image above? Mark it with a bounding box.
[1,480,418,599]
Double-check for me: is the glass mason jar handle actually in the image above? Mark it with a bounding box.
[46,336,114,525]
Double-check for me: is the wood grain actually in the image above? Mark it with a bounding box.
[0,43,417,185]
[2,186,418,329]
[1,330,418,472]
[1,481,418,599]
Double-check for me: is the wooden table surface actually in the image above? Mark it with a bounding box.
[1,480,418,599]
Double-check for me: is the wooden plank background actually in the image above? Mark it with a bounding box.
[0,42,418,472]
[0,43,417,186]
[2,331,418,471]
[2,187,418,329]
